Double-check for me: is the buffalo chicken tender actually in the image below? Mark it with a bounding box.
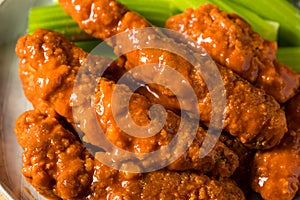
[15,28,123,124]
[15,29,88,123]
[251,131,300,200]
[251,93,300,200]
[90,77,239,177]
[165,4,300,103]
[14,110,246,200]
[14,110,94,199]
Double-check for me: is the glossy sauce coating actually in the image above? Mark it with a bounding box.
[251,131,300,200]
[15,29,88,123]
[92,78,239,177]
[165,4,300,103]
[251,93,300,200]
[15,28,120,124]
[14,110,94,199]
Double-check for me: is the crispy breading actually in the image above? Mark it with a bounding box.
[14,110,94,199]
[250,94,300,200]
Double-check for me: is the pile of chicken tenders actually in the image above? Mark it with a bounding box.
[14,0,300,199]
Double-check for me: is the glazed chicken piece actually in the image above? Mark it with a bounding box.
[165,4,300,103]
[14,109,94,199]
[85,77,239,177]
[58,0,288,150]
[250,93,300,200]
[15,29,88,123]
[15,110,245,200]
[15,28,123,124]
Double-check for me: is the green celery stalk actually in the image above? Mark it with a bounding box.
[74,40,101,52]
[165,0,201,10]
[277,47,300,72]
[169,0,279,41]
[28,5,93,41]
[229,0,300,46]
[118,0,176,10]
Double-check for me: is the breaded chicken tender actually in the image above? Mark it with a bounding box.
[251,94,300,200]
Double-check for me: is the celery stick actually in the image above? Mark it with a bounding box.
[277,47,300,72]
[28,5,93,41]
[74,40,101,53]
[169,0,207,10]
[118,0,175,10]
[130,9,173,27]
[230,0,300,46]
